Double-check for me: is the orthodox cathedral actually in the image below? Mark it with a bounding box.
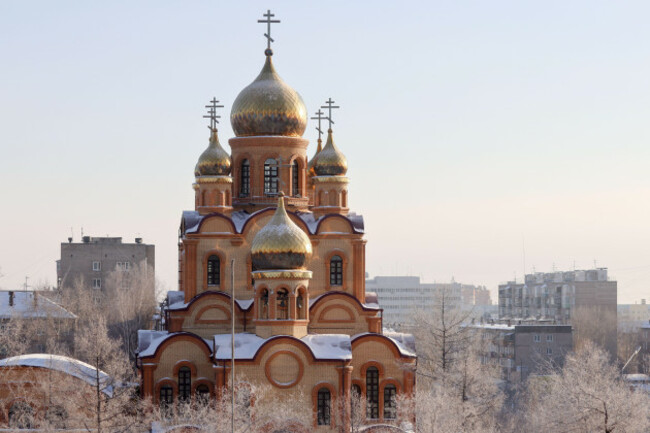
[137,11,416,432]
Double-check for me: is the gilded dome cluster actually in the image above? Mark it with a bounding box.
[230,56,308,137]
[313,129,347,176]
[251,194,312,270]
[194,130,231,176]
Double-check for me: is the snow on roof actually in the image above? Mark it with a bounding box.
[214,333,353,361]
[137,330,169,355]
[213,333,265,360]
[352,333,417,358]
[236,299,254,310]
[0,291,76,320]
[471,323,515,331]
[301,334,351,360]
[623,374,650,382]
[183,209,364,235]
[383,331,417,356]
[0,354,112,396]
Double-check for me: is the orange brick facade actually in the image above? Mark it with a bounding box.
[137,27,416,432]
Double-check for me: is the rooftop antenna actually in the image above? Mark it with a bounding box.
[258,9,280,56]
[594,259,597,269]
[522,235,526,277]
[320,98,340,130]
[23,276,29,291]
[203,97,224,131]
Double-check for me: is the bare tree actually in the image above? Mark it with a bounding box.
[521,341,650,433]
[104,261,157,363]
[147,380,311,433]
[411,288,474,382]
[572,306,617,359]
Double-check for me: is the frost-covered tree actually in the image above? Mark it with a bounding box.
[521,341,650,433]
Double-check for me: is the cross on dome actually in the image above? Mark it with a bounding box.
[258,9,281,56]
[203,97,224,130]
[310,109,327,141]
[321,98,340,130]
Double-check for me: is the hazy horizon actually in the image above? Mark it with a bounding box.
[1,1,649,303]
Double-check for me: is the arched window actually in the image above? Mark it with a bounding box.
[9,402,33,429]
[264,158,279,195]
[297,292,305,320]
[384,384,397,419]
[317,388,331,425]
[207,255,220,286]
[291,159,299,196]
[260,289,269,319]
[196,384,210,404]
[178,367,191,401]
[366,367,379,419]
[276,288,289,319]
[240,159,250,197]
[330,255,343,286]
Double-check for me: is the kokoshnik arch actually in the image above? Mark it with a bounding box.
[136,10,417,432]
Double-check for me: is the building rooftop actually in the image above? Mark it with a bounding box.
[0,291,76,320]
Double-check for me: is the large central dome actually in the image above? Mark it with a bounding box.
[230,56,307,137]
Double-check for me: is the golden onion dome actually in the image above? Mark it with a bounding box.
[194,129,231,176]
[313,129,347,176]
[251,194,312,270]
[307,138,323,177]
[230,56,307,137]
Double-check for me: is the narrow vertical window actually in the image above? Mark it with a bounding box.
[240,159,250,197]
[383,384,397,419]
[351,384,362,420]
[317,388,331,425]
[297,292,305,319]
[264,158,279,195]
[260,289,269,319]
[291,159,299,196]
[366,367,379,419]
[276,289,289,319]
[330,255,343,286]
[207,255,220,286]
[159,386,173,415]
[178,367,191,401]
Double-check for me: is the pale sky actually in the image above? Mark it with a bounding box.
[1,1,649,303]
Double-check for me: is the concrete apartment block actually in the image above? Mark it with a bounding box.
[56,236,155,292]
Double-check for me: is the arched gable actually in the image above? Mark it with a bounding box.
[315,214,356,235]
[309,292,380,335]
[140,332,212,362]
[195,214,236,234]
[351,334,416,360]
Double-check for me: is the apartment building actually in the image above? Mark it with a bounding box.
[366,276,488,327]
[474,323,573,383]
[56,236,155,292]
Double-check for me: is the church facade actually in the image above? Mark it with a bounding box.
[137,13,416,432]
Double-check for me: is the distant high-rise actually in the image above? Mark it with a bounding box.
[498,268,617,357]
[366,276,490,327]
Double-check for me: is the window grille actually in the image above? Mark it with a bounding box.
[317,388,331,425]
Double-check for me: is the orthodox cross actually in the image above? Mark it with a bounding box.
[310,109,326,141]
[203,97,224,130]
[258,10,280,55]
[321,98,340,129]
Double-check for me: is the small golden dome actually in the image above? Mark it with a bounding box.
[307,138,323,177]
[230,56,307,137]
[313,129,347,176]
[195,129,231,176]
[251,194,312,270]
